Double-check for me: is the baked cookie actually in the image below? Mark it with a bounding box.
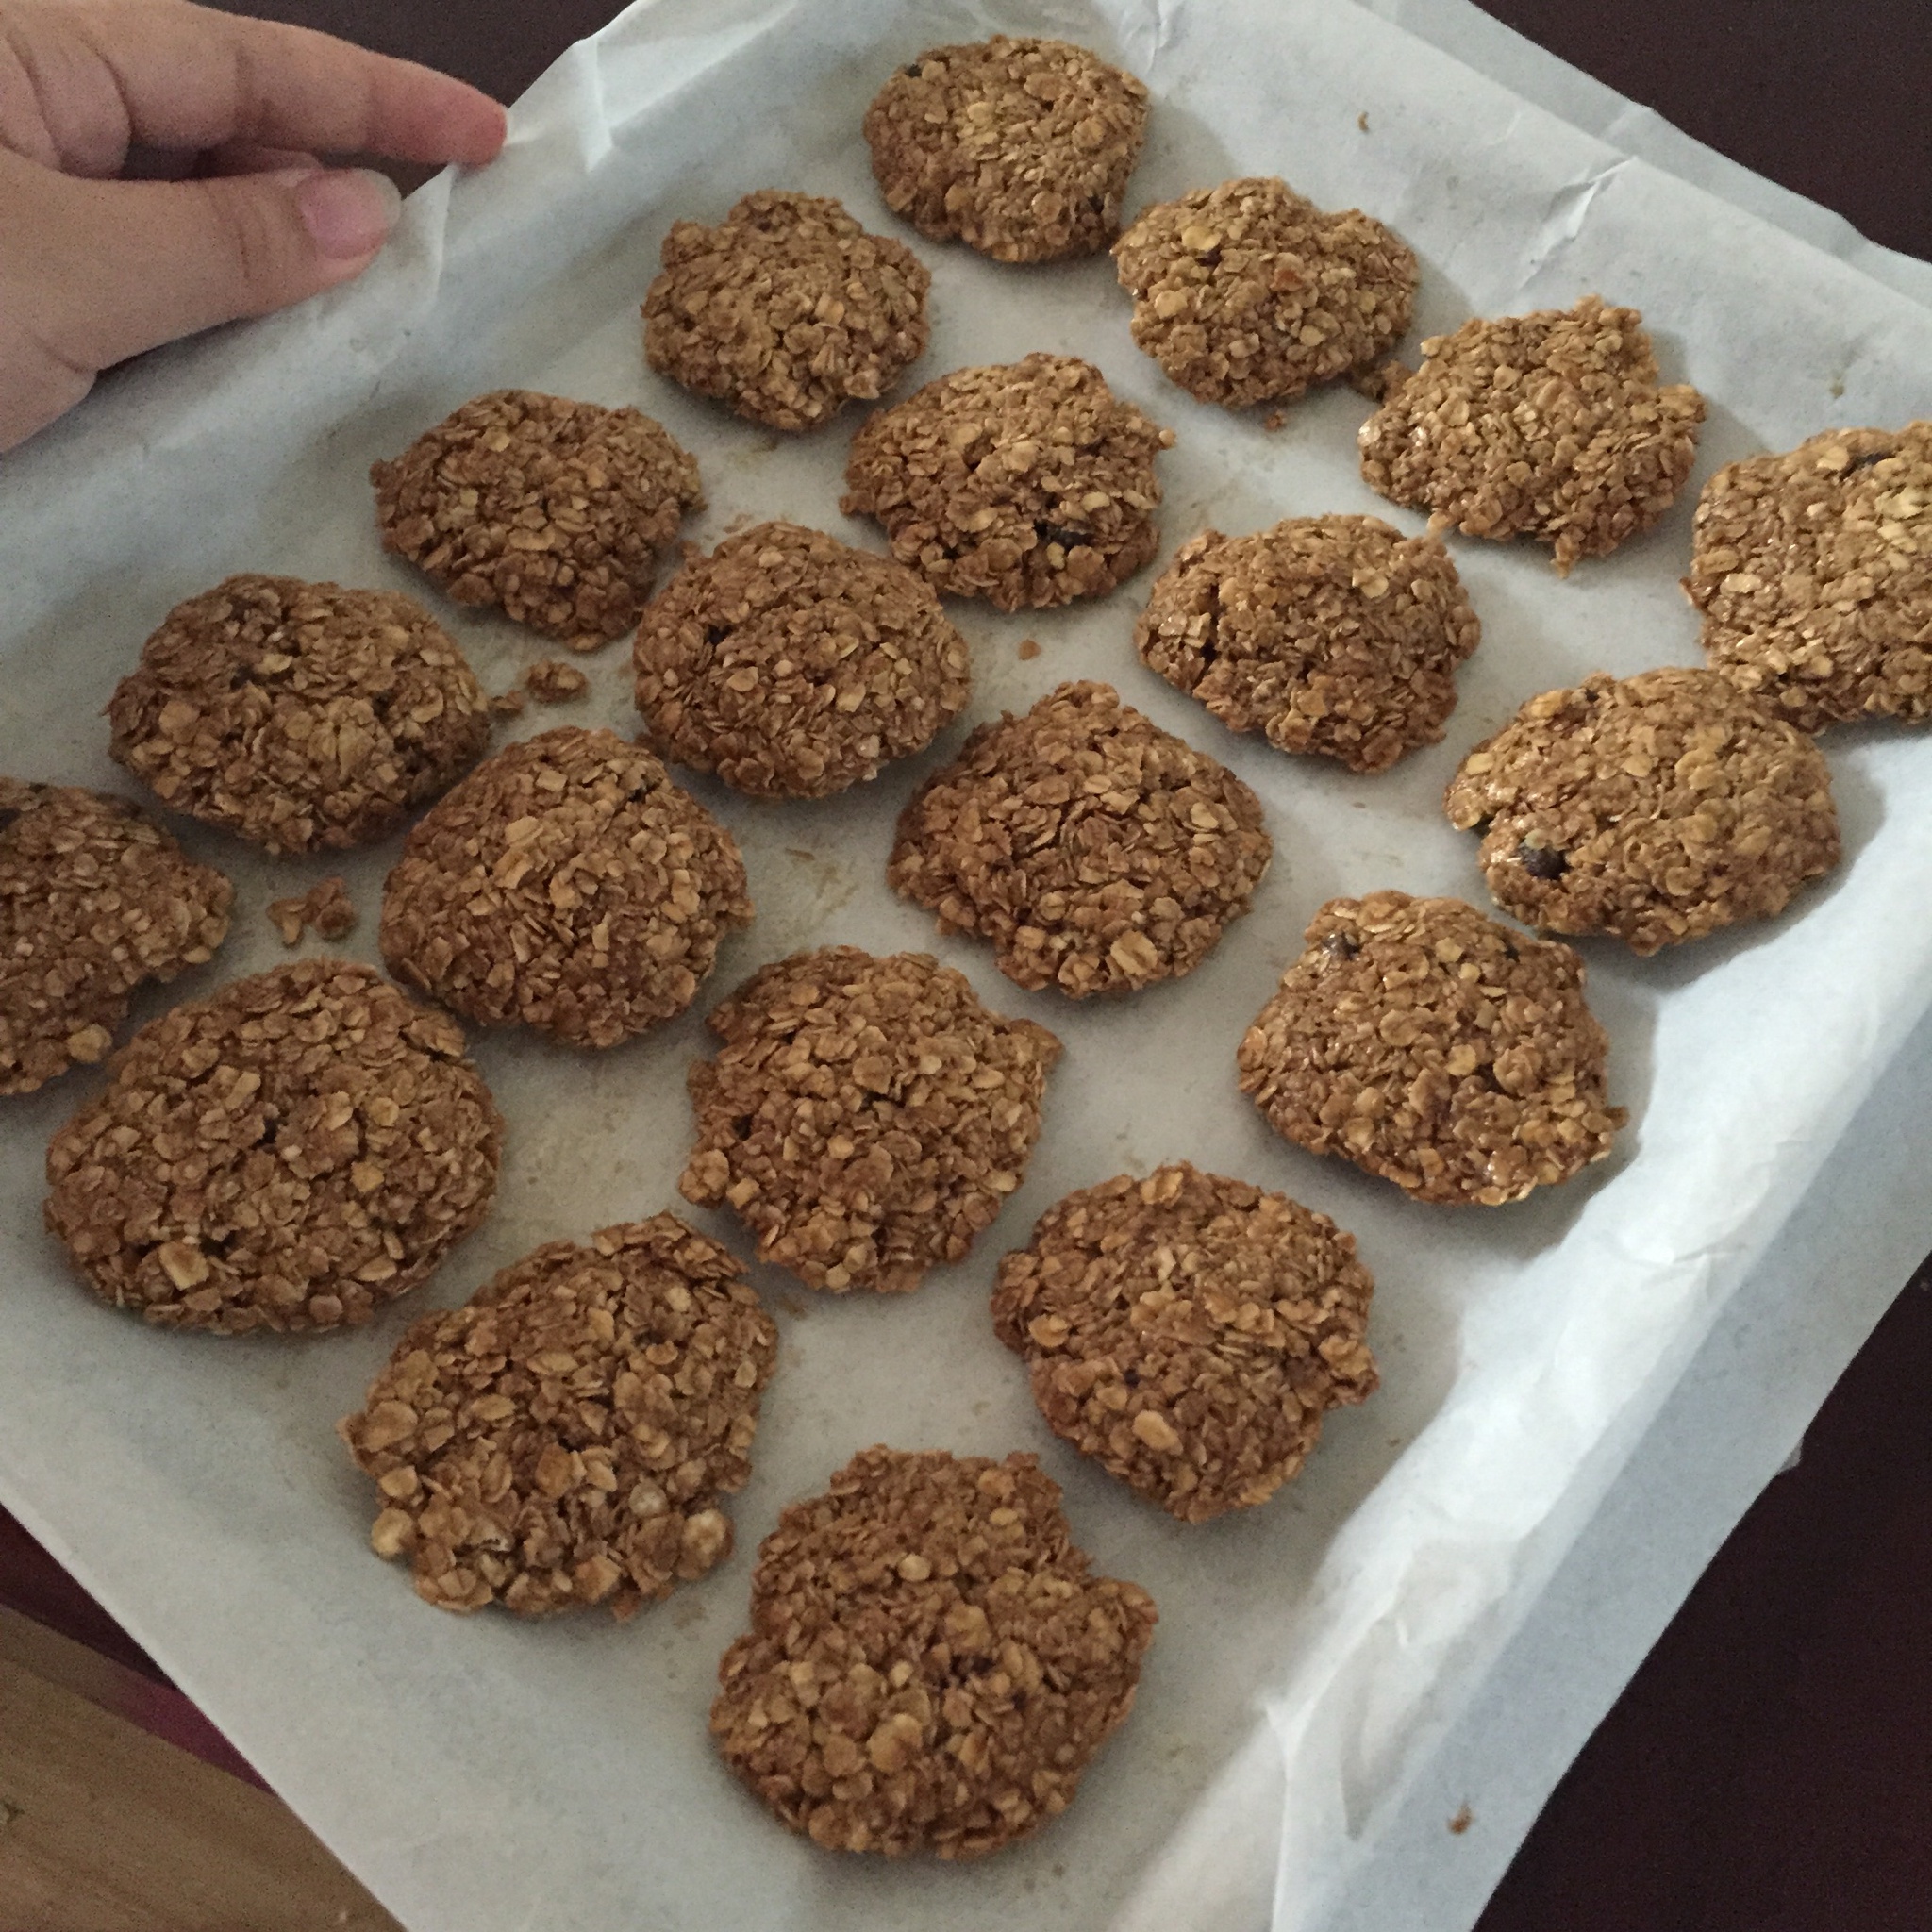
[1446,668,1840,953]
[1113,177,1417,409]
[888,681,1272,997]
[841,354,1173,610]
[44,959,501,1334]
[679,947,1059,1293]
[1135,516,1480,772]
[633,522,971,797]
[379,727,750,1049]
[1357,295,1706,574]
[108,575,489,856]
[712,1445,1156,1857]
[1238,891,1624,1206]
[863,37,1149,263]
[0,780,230,1095]
[341,1215,777,1617]
[992,1164,1376,1522]
[371,391,703,650]
[1684,423,1932,729]
[643,191,930,431]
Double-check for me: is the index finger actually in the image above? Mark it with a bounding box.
[46,0,507,170]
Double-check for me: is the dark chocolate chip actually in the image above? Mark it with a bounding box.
[1518,841,1568,880]
[1322,931,1360,958]
[904,62,922,76]
[1035,523,1091,552]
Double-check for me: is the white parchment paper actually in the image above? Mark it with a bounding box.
[1,4,1928,1930]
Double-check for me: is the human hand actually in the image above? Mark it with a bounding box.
[0,0,506,452]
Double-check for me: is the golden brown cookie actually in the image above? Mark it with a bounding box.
[379,726,750,1049]
[863,37,1149,263]
[633,522,971,797]
[0,780,231,1094]
[679,947,1059,1294]
[1135,516,1480,772]
[888,680,1272,996]
[108,575,489,856]
[711,1445,1156,1857]
[1445,668,1840,953]
[1238,891,1624,1206]
[1113,177,1417,409]
[44,959,501,1334]
[341,1215,777,1618]
[841,354,1173,610]
[1357,296,1706,574]
[643,190,930,431]
[991,1164,1376,1522]
[1684,423,1932,729]
[371,390,703,650]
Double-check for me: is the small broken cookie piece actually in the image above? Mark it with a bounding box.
[0,779,231,1095]
[992,1164,1376,1522]
[841,354,1173,610]
[379,726,751,1049]
[267,875,358,947]
[524,659,589,704]
[1113,176,1417,409]
[1446,668,1840,953]
[372,390,703,650]
[1685,423,1932,730]
[44,959,502,1334]
[633,521,971,797]
[1357,295,1706,574]
[864,37,1149,263]
[888,681,1272,997]
[644,190,930,431]
[1238,891,1624,1206]
[341,1215,776,1618]
[1136,516,1480,772]
[680,947,1059,1294]
[712,1445,1156,1857]
[108,575,490,855]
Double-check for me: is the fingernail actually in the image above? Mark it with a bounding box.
[296,168,404,259]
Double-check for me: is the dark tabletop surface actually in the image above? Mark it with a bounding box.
[4,4,1928,1927]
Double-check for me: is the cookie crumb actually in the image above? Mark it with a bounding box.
[1449,1806,1474,1835]
[864,38,1149,263]
[1017,638,1041,660]
[992,1164,1376,1520]
[525,659,589,704]
[712,1445,1156,1857]
[1357,110,1370,132]
[267,876,358,947]
[1262,410,1287,432]
[489,688,527,719]
[341,1215,776,1618]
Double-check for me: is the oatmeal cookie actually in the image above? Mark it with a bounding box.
[371,390,703,650]
[992,1164,1376,1522]
[863,37,1149,264]
[643,190,930,431]
[1135,516,1480,772]
[1113,177,1417,409]
[712,1445,1156,1857]
[679,947,1059,1294]
[44,959,501,1334]
[1685,423,1932,729]
[888,681,1271,997]
[1238,891,1624,1205]
[841,354,1173,610]
[633,522,971,797]
[108,575,489,856]
[1446,668,1840,953]
[379,727,750,1050]
[341,1215,776,1617]
[0,780,231,1094]
[1357,295,1706,574]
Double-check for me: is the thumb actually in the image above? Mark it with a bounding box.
[20,160,403,377]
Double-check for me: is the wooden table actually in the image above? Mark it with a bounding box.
[1,4,1926,1926]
